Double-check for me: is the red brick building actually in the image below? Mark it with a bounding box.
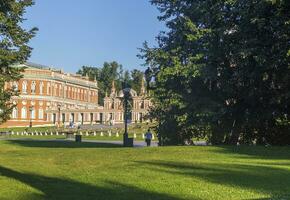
[1,63,151,128]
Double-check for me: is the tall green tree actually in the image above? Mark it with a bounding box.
[131,69,144,94]
[77,63,146,104]
[77,61,124,104]
[0,0,37,124]
[141,0,290,145]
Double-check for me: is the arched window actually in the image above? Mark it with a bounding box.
[59,85,62,97]
[31,81,36,94]
[47,83,50,95]
[39,82,44,95]
[22,81,27,94]
[21,107,27,119]
[68,87,71,98]
[39,108,44,119]
[84,90,87,101]
[31,107,35,119]
[54,84,57,96]
[64,86,67,98]
[12,81,18,91]
[12,107,18,119]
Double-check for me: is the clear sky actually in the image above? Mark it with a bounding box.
[23,0,164,73]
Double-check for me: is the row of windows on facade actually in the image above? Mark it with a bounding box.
[11,81,97,100]
[11,107,44,120]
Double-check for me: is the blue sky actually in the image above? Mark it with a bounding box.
[23,0,164,73]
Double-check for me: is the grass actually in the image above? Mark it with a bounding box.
[0,123,155,141]
[0,140,290,200]
[0,126,57,133]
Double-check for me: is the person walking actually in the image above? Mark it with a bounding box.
[145,129,153,147]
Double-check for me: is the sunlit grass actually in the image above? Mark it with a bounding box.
[0,141,289,199]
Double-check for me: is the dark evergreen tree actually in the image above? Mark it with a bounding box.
[141,0,290,145]
[0,0,37,124]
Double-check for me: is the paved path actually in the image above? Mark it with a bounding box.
[0,137,158,147]
[81,139,158,147]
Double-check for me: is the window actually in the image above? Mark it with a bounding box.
[22,81,27,93]
[38,108,44,119]
[54,84,57,96]
[31,107,35,119]
[12,81,18,91]
[59,85,62,97]
[12,107,18,119]
[64,86,67,98]
[31,81,36,94]
[39,82,44,95]
[47,83,51,95]
[21,107,27,119]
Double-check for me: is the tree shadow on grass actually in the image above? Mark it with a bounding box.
[0,165,187,200]
[211,145,290,160]
[136,160,290,199]
[6,140,122,148]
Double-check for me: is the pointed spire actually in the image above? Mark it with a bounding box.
[85,73,89,80]
[140,76,146,95]
[94,75,97,82]
[111,80,116,95]
[105,91,108,98]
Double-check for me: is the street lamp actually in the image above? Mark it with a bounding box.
[144,67,153,91]
[119,83,134,147]
[29,106,33,128]
[57,104,61,128]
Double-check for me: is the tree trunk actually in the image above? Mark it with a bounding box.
[229,120,240,145]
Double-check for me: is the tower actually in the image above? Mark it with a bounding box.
[140,76,146,96]
[111,80,116,96]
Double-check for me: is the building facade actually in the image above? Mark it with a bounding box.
[103,80,152,124]
[1,63,151,128]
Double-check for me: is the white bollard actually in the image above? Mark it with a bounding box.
[11,131,14,135]
[108,131,111,137]
[86,131,89,136]
[62,133,65,136]
[31,132,34,136]
[152,134,155,140]
[100,132,103,136]
[40,132,43,136]
[116,132,119,137]
[50,132,53,136]
[134,133,137,138]
[16,132,19,136]
[93,131,96,136]
[45,132,47,136]
[56,131,59,136]
[80,131,83,135]
[35,131,38,136]
[21,132,24,136]
[142,134,145,139]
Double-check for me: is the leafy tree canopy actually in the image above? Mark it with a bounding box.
[141,0,290,145]
[0,0,37,124]
[77,62,145,104]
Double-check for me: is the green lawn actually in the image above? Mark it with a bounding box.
[0,123,155,141]
[0,140,289,200]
